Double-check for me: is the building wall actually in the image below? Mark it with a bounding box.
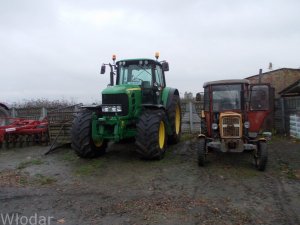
[246,68,300,98]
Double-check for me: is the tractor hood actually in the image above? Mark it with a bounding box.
[102,84,141,95]
[219,111,241,117]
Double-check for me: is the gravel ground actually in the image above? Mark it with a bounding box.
[0,137,299,225]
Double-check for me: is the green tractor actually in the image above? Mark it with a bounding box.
[71,53,181,159]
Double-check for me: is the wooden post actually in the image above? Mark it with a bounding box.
[189,101,194,133]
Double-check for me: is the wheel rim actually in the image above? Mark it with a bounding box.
[175,104,180,134]
[94,139,103,147]
[158,121,165,149]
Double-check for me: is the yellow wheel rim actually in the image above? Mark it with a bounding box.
[94,139,103,147]
[158,121,165,149]
[175,104,180,134]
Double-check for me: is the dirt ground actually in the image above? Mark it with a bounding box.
[0,136,299,225]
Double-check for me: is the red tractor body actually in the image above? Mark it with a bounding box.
[197,79,273,171]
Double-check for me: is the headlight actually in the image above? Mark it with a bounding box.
[102,105,122,113]
[212,123,218,130]
[244,121,250,129]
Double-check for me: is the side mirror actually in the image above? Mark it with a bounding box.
[100,65,106,74]
[162,62,169,72]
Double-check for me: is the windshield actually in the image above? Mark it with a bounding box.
[118,64,152,86]
[212,84,242,111]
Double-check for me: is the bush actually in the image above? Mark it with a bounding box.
[11,98,77,109]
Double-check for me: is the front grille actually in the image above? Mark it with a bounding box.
[102,94,129,116]
[221,116,241,138]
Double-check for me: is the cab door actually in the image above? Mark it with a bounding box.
[248,84,274,133]
[153,65,165,105]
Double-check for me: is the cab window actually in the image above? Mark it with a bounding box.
[250,85,269,110]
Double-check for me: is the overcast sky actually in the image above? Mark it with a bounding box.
[1,0,300,104]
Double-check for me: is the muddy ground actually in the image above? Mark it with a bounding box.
[0,136,299,225]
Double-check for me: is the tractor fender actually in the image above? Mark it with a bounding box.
[198,134,206,139]
[249,138,267,145]
[162,88,180,109]
[81,104,101,112]
[258,138,267,142]
[142,104,165,110]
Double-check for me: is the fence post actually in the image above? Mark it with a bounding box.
[189,101,194,133]
[40,107,47,120]
[11,108,18,118]
[280,98,286,135]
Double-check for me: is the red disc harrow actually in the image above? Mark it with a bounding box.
[0,118,49,148]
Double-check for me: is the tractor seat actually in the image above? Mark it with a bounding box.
[141,81,151,89]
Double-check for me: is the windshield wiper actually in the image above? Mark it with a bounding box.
[135,65,152,78]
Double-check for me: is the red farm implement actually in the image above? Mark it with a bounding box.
[0,118,49,148]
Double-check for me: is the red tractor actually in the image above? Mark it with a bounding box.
[196,79,273,171]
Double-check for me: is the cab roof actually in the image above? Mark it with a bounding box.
[117,58,161,65]
[117,58,154,62]
[203,79,250,88]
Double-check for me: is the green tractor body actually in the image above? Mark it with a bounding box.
[71,56,182,159]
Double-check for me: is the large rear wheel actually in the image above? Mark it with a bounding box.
[167,95,181,144]
[71,110,107,158]
[136,109,167,160]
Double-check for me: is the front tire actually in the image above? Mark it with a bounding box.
[71,110,107,158]
[255,141,268,171]
[200,118,208,136]
[167,95,182,144]
[136,109,167,160]
[197,138,206,166]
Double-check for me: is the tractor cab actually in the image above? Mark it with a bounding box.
[101,53,169,105]
[115,58,168,105]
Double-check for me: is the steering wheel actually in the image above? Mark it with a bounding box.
[131,77,143,83]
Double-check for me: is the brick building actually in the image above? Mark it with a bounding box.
[246,68,300,98]
[246,68,300,135]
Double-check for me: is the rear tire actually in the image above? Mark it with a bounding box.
[71,110,107,158]
[255,141,268,171]
[197,138,206,166]
[136,109,167,160]
[167,95,182,144]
